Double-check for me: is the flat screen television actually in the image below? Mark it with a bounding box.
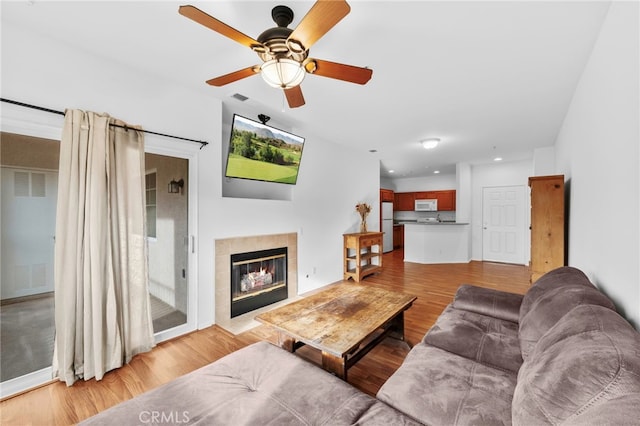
[224,114,305,185]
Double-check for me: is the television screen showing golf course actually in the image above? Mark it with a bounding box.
[225,114,305,185]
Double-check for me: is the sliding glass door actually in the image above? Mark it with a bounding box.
[145,153,190,334]
[0,129,199,398]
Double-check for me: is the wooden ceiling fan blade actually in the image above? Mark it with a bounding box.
[284,86,305,108]
[287,0,350,52]
[206,66,260,86]
[307,59,373,85]
[179,5,262,50]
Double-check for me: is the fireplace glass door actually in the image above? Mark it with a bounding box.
[231,247,287,317]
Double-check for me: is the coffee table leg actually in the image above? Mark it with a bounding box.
[322,351,347,381]
[277,332,296,352]
[388,311,406,341]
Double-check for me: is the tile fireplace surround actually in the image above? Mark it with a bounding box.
[215,232,298,334]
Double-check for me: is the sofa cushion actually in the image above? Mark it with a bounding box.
[518,267,616,360]
[452,285,523,323]
[519,266,596,319]
[512,305,640,425]
[424,305,523,373]
[81,341,419,426]
[563,394,640,426]
[378,343,517,425]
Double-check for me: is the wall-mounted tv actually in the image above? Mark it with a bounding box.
[224,114,305,185]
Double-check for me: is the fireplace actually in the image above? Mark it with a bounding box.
[230,247,288,318]
[215,232,297,334]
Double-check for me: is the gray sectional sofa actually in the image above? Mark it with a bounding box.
[82,266,640,425]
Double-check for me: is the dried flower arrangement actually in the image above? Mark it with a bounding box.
[355,202,371,232]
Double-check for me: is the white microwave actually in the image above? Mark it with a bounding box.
[415,199,438,211]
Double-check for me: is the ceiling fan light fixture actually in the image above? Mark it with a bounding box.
[287,38,306,54]
[260,58,306,89]
[421,138,440,150]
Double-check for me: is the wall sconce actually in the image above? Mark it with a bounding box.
[168,178,184,194]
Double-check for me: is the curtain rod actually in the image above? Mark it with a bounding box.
[1,98,209,149]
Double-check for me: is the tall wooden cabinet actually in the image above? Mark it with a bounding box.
[529,175,565,283]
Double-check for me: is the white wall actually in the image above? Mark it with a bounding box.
[456,162,472,223]
[532,146,556,176]
[1,21,380,329]
[470,159,533,261]
[380,176,395,190]
[391,174,457,192]
[554,2,639,328]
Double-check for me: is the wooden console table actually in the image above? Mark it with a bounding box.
[343,232,383,282]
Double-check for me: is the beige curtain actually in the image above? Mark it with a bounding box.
[52,109,154,386]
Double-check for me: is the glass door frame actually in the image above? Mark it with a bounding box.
[144,137,199,343]
[0,106,62,399]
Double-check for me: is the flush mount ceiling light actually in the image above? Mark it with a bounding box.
[421,138,440,150]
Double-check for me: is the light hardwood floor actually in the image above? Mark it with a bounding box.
[0,250,531,425]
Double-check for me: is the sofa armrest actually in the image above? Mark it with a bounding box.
[452,285,523,323]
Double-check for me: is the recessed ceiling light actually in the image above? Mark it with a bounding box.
[421,138,440,150]
[494,157,503,161]
[434,170,440,174]
[388,170,395,173]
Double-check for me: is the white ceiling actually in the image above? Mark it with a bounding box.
[1,1,611,178]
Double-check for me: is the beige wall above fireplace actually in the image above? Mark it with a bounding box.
[215,233,298,334]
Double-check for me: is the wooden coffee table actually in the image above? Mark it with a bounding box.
[255,283,417,381]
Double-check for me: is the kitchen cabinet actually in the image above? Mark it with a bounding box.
[414,191,434,200]
[403,222,470,264]
[435,190,456,211]
[343,232,383,282]
[393,225,404,249]
[380,188,394,202]
[398,190,456,211]
[529,175,565,283]
[394,192,416,211]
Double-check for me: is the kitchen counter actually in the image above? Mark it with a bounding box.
[403,222,470,264]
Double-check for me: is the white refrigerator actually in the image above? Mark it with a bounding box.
[382,202,394,252]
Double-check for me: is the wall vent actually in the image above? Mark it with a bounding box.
[231,93,249,102]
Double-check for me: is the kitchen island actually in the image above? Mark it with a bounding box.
[403,222,470,264]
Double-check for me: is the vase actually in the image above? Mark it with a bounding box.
[360,220,367,233]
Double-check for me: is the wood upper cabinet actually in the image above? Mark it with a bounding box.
[435,190,456,211]
[529,175,565,283]
[394,192,416,211]
[414,191,434,200]
[414,190,456,211]
[380,189,394,202]
[394,190,456,211]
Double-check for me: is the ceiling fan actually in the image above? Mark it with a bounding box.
[179,0,373,108]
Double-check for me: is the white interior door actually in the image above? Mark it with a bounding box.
[482,185,527,264]
[1,167,57,299]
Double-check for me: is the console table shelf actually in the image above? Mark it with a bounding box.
[343,232,383,282]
